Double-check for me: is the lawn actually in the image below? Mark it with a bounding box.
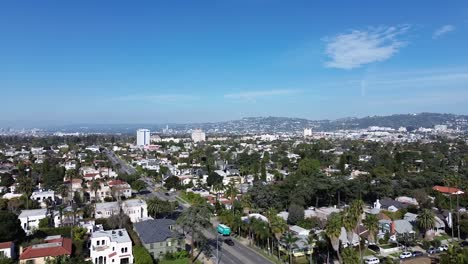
[159,258,203,264]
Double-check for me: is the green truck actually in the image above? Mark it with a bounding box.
[216,224,231,236]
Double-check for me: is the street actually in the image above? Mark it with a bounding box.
[106,150,273,264]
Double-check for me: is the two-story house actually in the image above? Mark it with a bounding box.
[90,229,133,264]
[133,219,183,260]
[121,199,148,223]
[19,209,48,235]
[95,202,120,219]
[19,236,72,264]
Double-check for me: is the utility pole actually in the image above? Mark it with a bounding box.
[216,232,219,264]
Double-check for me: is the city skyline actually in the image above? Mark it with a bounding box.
[1,1,468,127]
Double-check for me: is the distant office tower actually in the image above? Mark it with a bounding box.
[304,128,312,137]
[191,128,206,143]
[136,129,150,147]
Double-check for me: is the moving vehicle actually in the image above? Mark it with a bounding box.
[224,238,235,246]
[427,247,439,254]
[217,224,231,236]
[412,251,423,257]
[364,257,380,264]
[399,251,412,259]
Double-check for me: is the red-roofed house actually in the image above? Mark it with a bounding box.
[108,180,132,198]
[0,241,15,259]
[433,185,465,195]
[19,236,72,264]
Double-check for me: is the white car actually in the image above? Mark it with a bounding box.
[439,245,449,251]
[399,251,412,259]
[364,257,380,264]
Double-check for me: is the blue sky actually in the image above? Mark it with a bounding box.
[1,1,468,127]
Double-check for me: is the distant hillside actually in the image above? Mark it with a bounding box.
[46,113,468,134]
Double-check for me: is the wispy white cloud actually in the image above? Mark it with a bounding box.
[224,89,300,101]
[324,25,410,69]
[433,25,455,39]
[115,94,198,102]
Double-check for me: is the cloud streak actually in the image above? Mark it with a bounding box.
[433,25,455,39]
[224,89,300,101]
[324,25,410,69]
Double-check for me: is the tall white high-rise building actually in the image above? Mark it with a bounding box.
[136,129,150,147]
[304,128,312,137]
[191,128,206,143]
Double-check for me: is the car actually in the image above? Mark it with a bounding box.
[427,247,439,254]
[460,241,468,247]
[439,245,448,251]
[224,238,235,246]
[364,257,380,264]
[412,251,424,257]
[399,251,412,259]
[367,244,380,253]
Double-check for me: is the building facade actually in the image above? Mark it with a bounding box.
[90,229,133,264]
[136,129,150,147]
[191,129,206,143]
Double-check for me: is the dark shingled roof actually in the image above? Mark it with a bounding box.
[134,219,177,244]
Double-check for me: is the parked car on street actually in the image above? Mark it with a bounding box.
[412,251,424,257]
[460,241,468,247]
[364,257,380,264]
[439,244,448,251]
[224,238,235,246]
[399,251,412,259]
[427,247,440,254]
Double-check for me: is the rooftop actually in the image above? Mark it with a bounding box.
[134,219,178,244]
[19,209,48,218]
[91,229,132,244]
[95,202,119,211]
[20,237,72,260]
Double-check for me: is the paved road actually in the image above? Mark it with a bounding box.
[106,151,272,264]
[104,150,136,175]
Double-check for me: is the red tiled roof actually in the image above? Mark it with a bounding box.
[20,238,72,260]
[0,242,13,249]
[433,185,464,194]
[108,180,128,186]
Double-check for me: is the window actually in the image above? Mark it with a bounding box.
[150,243,153,249]
[102,240,105,245]
[97,240,100,246]
[167,241,172,247]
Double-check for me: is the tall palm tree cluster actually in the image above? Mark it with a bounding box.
[324,199,380,264]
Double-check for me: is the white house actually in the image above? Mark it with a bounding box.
[30,190,55,207]
[95,202,120,219]
[121,199,149,223]
[90,229,133,264]
[19,209,48,235]
[108,180,132,198]
[0,242,15,259]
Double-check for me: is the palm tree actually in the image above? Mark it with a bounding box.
[325,212,343,263]
[57,184,69,202]
[212,183,225,205]
[350,199,364,262]
[240,194,253,214]
[440,245,468,264]
[417,209,436,240]
[305,234,317,264]
[270,215,288,261]
[224,181,238,212]
[343,208,357,247]
[90,181,101,202]
[266,208,278,255]
[363,214,379,244]
[281,231,299,264]
[17,176,34,209]
[176,204,211,263]
[341,247,359,264]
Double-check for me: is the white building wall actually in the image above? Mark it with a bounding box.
[137,129,151,147]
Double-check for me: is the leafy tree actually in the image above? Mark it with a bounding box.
[0,174,14,187]
[39,217,50,228]
[16,176,34,209]
[132,180,147,193]
[0,211,25,242]
[206,171,223,187]
[177,204,211,263]
[90,181,101,202]
[287,204,304,225]
[261,160,267,182]
[224,181,238,211]
[133,245,153,264]
[147,197,176,218]
[341,247,359,264]
[164,176,181,190]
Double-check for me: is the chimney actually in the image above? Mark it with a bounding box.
[390,221,396,235]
